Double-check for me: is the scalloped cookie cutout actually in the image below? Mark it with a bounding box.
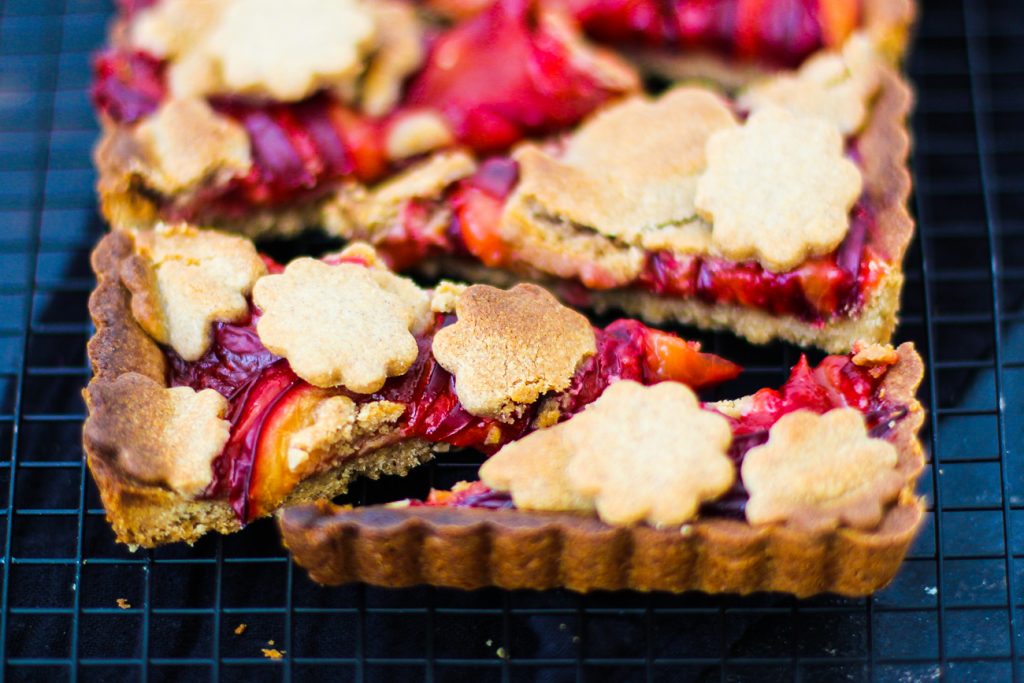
[742,408,904,531]
[510,88,737,250]
[86,373,230,498]
[431,284,596,420]
[124,224,266,361]
[134,98,252,194]
[696,106,862,272]
[253,258,425,392]
[565,381,735,527]
[738,34,881,136]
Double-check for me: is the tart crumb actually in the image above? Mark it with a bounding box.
[261,648,284,660]
[116,598,131,609]
[234,623,247,635]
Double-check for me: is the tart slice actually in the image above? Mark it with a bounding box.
[330,37,914,352]
[92,0,639,234]
[280,341,925,597]
[84,224,741,547]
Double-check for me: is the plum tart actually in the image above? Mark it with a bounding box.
[281,340,925,597]
[84,224,741,546]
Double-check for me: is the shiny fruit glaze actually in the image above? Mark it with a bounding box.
[165,273,740,522]
[418,349,908,518]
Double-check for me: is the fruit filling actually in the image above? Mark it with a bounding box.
[373,156,884,324]
[414,347,910,518]
[164,257,740,522]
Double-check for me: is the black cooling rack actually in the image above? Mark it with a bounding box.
[1,0,1023,680]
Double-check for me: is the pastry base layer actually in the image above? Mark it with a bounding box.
[279,345,926,597]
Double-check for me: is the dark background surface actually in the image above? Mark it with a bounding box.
[1,0,1023,680]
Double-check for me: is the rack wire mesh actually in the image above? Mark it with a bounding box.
[0,0,1022,680]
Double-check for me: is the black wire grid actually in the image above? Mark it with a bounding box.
[0,0,1022,681]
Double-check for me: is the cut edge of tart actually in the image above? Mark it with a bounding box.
[279,342,925,597]
[84,229,741,547]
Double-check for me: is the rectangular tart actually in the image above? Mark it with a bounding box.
[84,226,742,547]
[280,342,925,597]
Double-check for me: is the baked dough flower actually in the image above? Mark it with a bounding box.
[738,33,881,136]
[742,408,904,530]
[695,105,862,272]
[252,258,428,392]
[431,284,596,420]
[482,381,735,527]
[85,373,230,498]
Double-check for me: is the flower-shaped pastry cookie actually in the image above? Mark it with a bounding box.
[431,284,596,419]
[695,106,862,272]
[742,408,904,530]
[564,381,735,527]
[483,381,735,527]
[510,87,737,250]
[253,258,427,392]
[123,224,266,361]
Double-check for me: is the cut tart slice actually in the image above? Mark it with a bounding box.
[84,224,741,547]
[280,341,925,597]
[329,37,914,352]
[92,0,639,234]
[426,0,916,84]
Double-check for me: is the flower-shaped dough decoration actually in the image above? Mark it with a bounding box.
[483,381,735,528]
[738,33,881,136]
[431,284,597,420]
[742,408,904,530]
[86,373,231,498]
[695,105,863,272]
[252,258,429,392]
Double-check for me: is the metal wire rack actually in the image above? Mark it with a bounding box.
[0,0,1022,680]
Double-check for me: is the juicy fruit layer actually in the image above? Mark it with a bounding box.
[93,0,632,219]
[417,348,909,518]
[166,276,740,522]
[376,158,883,324]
